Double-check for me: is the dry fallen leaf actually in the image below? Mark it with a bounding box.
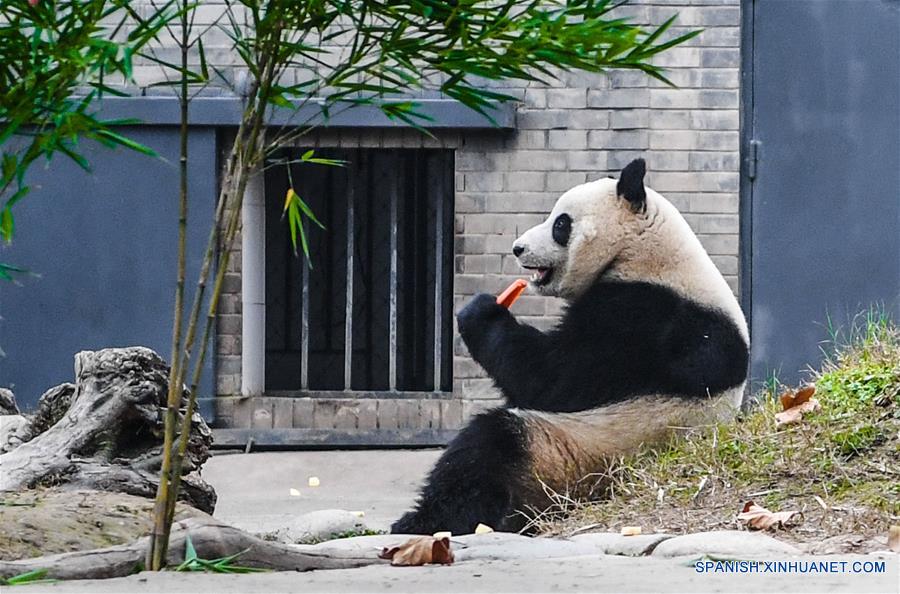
[474,523,494,535]
[379,536,454,566]
[620,526,642,536]
[775,385,820,427]
[889,526,900,553]
[737,500,800,531]
[780,384,815,410]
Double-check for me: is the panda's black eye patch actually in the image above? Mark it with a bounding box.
[552,213,572,247]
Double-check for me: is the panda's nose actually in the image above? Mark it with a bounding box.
[512,245,525,257]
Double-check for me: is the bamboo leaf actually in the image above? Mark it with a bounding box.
[1,207,14,243]
[184,534,198,563]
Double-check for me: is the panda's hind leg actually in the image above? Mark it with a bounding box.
[391,408,530,535]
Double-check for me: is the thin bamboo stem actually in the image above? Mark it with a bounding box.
[146,1,190,570]
[162,48,276,533]
[153,38,276,565]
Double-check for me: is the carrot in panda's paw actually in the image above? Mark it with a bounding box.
[496,278,528,309]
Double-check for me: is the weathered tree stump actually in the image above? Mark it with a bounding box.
[0,347,215,512]
[0,388,18,415]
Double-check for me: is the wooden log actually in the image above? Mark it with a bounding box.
[0,516,386,580]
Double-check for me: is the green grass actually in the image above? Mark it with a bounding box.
[0,569,55,587]
[539,308,900,550]
[297,527,386,545]
[171,535,267,574]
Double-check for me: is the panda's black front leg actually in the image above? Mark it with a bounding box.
[457,293,553,409]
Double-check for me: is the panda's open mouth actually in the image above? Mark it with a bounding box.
[523,266,554,286]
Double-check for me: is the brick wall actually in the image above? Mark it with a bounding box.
[160,0,743,435]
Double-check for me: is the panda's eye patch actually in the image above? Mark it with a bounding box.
[552,213,572,247]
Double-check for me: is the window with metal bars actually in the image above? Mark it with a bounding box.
[264,148,454,394]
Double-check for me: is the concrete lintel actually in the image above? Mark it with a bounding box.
[94,96,516,129]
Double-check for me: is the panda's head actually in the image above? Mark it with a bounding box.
[512,158,649,299]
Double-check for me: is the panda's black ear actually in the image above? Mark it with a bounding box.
[617,158,647,213]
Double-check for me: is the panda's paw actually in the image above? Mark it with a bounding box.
[457,293,509,331]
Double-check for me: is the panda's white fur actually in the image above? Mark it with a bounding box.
[393,159,749,535]
[514,176,748,344]
[512,175,748,416]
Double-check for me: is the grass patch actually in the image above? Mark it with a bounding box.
[297,528,386,545]
[537,309,899,552]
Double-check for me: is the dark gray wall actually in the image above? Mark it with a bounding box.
[0,127,217,410]
[745,0,900,386]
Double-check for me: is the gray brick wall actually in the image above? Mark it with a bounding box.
[175,0,742,433]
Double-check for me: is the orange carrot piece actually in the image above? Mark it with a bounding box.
[496,278,528,308]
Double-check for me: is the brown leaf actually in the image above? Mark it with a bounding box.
[775,385,820,427]
[779,384,816,411]
[889,526,900,553]
[775,397,821,427]
[737,500,800,531]
[379,536,454,566]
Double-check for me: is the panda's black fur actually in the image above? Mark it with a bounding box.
[392,159,749,536]
[457,283,748,413]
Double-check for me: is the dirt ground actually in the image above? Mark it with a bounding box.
[0,489,202,561]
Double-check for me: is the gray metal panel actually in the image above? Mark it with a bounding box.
[0,127,218,412]
[748,0,900,386]
[94,97,516,129]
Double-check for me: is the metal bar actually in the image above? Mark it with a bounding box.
[389,171,398,391]
[300,254,309,391]
[432,160,443,392]
[265,389,457,400]
[344,173,355,391]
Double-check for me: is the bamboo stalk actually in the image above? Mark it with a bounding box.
[146,1,191,570]
[161,50,277,538]
[150,43,274,567]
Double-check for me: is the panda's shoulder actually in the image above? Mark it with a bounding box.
[565,279,683,321]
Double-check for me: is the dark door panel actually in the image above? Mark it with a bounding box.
[746,0,900,385]
[0,128,218,413]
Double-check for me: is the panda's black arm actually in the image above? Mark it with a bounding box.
[457,293,555,408]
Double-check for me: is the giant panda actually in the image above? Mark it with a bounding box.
[392,158,749,535]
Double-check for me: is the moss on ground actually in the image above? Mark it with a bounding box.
[538,310,900,553]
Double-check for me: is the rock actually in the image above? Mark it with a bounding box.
[271,509,373,544]
[651,530,801,558]
[0,388,18,415]
[308,531,673,562]
[0,415,33,454]
[570,532,673,556]
[301,534,415,553]
[452,532,603,561]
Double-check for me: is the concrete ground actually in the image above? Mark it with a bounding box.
[18,451,900,593]
[202,449,442,533]
[26,554,899,593]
